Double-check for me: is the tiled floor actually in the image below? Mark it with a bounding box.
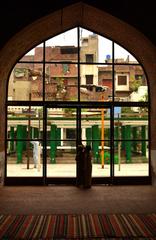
[0,185,156,214]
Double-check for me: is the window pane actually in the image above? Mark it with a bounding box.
[8,63,43,101]
[114,43,138,63]
[45,28,78,62]
[47,107,77,177]
[7,106,43,140]
[19,43,43,62]
[114,140,149,176]
[114,107,148,140]
[80,28,112,63]
[81,108,110,142]
[79,140,110,177]
[81,108,110,175]
[114,65,148,102]
[46,108,76,141]
[45,63,78,101]
[46,107,76,176]
[80,64,112,101]
[7,140,43,177]
[46,141,76,177]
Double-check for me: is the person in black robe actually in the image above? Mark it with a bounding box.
[75,143,85,187]
[83,145,92,188]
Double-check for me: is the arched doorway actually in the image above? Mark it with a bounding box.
[6,27,150,185]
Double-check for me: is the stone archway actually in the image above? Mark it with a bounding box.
[1,2,156,184]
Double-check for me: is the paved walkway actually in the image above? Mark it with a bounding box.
[7,163,149,177]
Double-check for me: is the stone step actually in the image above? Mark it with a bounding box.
[7,156,76,164]
[56,157,75,164]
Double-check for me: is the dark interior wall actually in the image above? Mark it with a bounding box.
[1,1,156,186]
[0,0,156,49]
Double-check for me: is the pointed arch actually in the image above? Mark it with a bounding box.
[0,2,156,184]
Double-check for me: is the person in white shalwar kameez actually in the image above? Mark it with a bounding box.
[31,141,40,168]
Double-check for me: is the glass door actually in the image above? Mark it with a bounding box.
[81,107,112,184]
[45,106,112,185]
[46,107,77,184]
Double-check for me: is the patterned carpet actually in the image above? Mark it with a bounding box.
[0,213,156,239]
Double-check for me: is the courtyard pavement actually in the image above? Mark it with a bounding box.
[6,163,149,177]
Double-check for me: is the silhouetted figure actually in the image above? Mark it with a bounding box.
[83,145,92,188]
[75,144,85,187]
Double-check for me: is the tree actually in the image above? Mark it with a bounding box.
[130,75,142,92]
[138,92,148,114]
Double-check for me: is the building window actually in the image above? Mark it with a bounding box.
[66,129,76,139]
[82,38,88,46]
[86,54,94,62]
[86,75,93,85]
[135,74,142,80]
[118,75,127,85]
[115,74,129,92]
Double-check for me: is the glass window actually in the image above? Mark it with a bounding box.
[19,43,44,62]
[45,28,78,62]
[7,27,149,181]
[80,64,113,101]
[8,63,43,101]
[45,63,78,101]
[114,43,138,63]
[114,140,149,176]
[114,65,148,102]
[80,27,112,63]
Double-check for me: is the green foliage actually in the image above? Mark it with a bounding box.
[140,92,148,102]
[121,107,134,114]
[56,77,65,91]
[130,76,142,92]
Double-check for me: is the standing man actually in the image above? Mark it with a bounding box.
[31,140,41,169]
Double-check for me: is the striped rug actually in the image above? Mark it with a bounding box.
[0,213,156,239]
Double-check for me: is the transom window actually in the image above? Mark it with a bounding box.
[7,27,148,104]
